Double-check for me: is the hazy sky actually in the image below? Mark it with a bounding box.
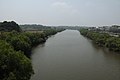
[0,0,120,26]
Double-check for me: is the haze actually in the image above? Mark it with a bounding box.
[0,0,120,26]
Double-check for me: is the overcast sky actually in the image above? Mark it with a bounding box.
[0,0,120,26]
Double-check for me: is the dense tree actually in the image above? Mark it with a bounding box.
[0,21,65,80]
[0,40,34,80]
[0,21,22,32]
[80,29,120,52]
[0,28,64,57]
[0,31,46,57]
[43,28,63,37]
[24,32,46,46]
[106,37,120,51]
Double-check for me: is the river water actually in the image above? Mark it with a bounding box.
[31,30,120,80]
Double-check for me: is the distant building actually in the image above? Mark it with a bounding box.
[109,25,120,33]
[88,27,96,31]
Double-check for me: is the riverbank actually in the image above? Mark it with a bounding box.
[0,21,65,80]
[80,29,120,52]
[0,29,64,80]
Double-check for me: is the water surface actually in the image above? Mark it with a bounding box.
[31,30,120,80]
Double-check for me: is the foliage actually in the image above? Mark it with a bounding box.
[24,32,46,46]
[20,24,51,31]
[0,21,64,80]
[0,21,22,32]
[0,32,46,57]
[0,31,31,57]
[106,37,120,51]
[0,28,64,57]
[43,28,64,37]
[0,40,34,80]
[80,29,120,52]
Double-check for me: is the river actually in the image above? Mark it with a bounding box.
[31,30,120,80]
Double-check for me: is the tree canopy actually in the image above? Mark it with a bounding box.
[0,21,22,32]
[0,21,64,80]
[80,29,120,52]
[0,40,34,80]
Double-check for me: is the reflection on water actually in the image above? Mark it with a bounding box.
[31,30,120,80]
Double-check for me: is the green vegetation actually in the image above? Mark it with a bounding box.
[20,24,51,31]
[0,21,64,80]
[0,31,46,57]
[0,21,22,32]
[0,40,34,80]
[80,29,120,52]
[44,28,63,37]
[0,26,64,57]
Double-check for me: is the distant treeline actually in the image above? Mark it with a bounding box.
[20,24,65,31]
[20,24,50,31]
[80,29,120,52]
[0,21,64,80]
